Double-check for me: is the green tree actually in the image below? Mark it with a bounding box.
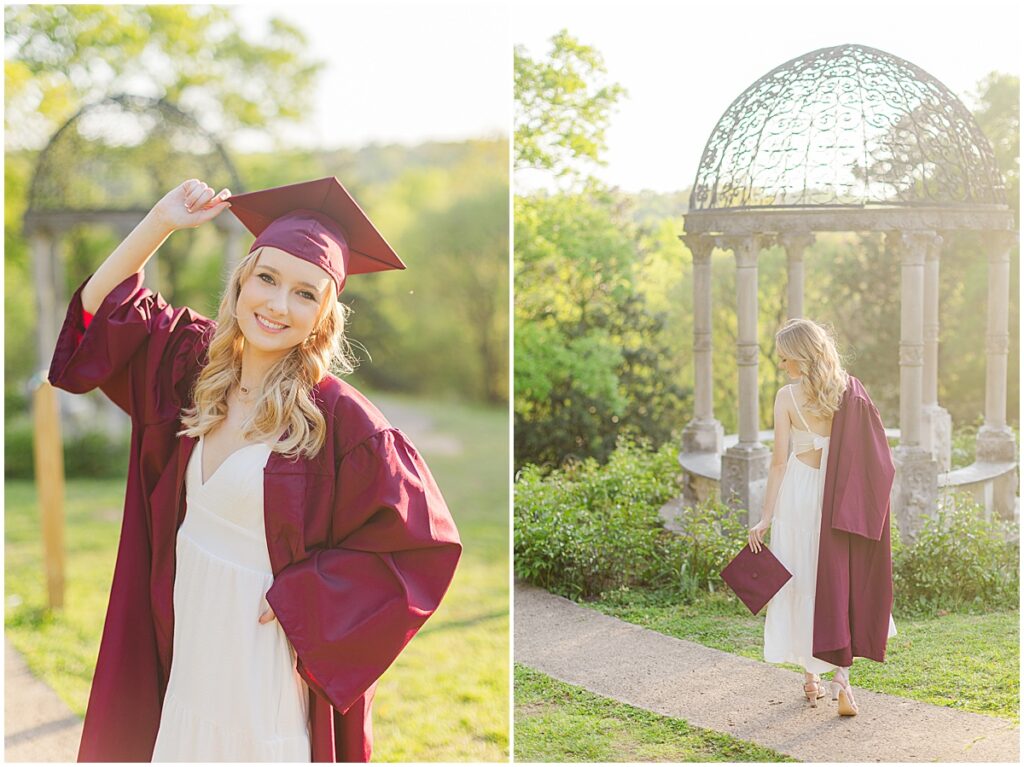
[515,189,689,468]
[514,30,626,183]
[4,4,323,150]
[395,181,509,403]
[971,72,1020,226]
[514,33,691,467]
[338,143,509,405]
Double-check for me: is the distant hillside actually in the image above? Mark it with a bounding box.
[237,138,508,192]
[624,187,691,226]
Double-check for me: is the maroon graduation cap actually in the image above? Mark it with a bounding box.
[227,177,405,297]
[720,544,792,615]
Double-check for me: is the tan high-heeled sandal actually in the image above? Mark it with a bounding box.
[803,674,825,707]
[830,667,858,716]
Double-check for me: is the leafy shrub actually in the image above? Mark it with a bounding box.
[893,492,1019,615]
[516,432,1020,617]
[5,420,129,479]
[672,498,749,602]
[515,437,683,599]
[515,436,751,602]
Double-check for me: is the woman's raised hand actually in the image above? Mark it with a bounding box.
[153,179,232,232]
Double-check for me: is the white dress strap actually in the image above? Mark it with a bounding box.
[788,385,813,431]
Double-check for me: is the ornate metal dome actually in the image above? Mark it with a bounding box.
[689,44,1006,211]
[25,94,241,230]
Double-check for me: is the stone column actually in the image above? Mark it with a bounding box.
[976,231,1017,461]
[31,227,86,437]
[780,232,814,320]
[30,230,59,375]
[889,231,938,539]
[680,234,723,455]
[719,235,771,525]
[921,234,951,471]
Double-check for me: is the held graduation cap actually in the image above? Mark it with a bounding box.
[227,176,405,297]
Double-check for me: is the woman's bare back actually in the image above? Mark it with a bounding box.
[784,381,833,469]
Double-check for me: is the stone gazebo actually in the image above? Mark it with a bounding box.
[24,94,245,429]
[679,44,1017,537]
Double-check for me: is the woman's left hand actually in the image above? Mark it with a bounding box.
[258,606,277,624]
[748,519,771,553]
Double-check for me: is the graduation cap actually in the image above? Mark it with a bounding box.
[227,177,405,296]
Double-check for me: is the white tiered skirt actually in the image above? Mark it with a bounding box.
[764,445,896,675]
[151,444,310,762]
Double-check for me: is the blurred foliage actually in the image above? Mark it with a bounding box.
[5,5,505,412]
[6,417,129,479]
[514,30,626,183]
[971,72,1020,228]
[514,33,1018,468]
[4,4,322,150]
[6,139,509,411]
[893,492,1019,615]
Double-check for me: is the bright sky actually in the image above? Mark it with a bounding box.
[233,1,510,150]
[514,0,1021,193]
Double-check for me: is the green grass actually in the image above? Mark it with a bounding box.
[589,587,1019,722]
[515,664,792,763]
[5,393,508,762]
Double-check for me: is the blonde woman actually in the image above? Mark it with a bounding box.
[748,318,895,716]
[48,177,461,761]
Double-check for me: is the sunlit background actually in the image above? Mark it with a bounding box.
[5,3,510,762]
[514,0,1020,192]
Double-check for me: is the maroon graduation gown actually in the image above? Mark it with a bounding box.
[48,271,462,762]
[812,374,894,667]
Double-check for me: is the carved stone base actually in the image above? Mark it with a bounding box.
[976,425,1018,463]
[921,404,952,472]
[892,446,938,540]
[721,443,771,526]
[681,418,724,455]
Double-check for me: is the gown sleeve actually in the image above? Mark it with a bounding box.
[265,427,462,715]
[830,397,895,541]
[48,271,214,419]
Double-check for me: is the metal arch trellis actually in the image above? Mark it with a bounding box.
[689,44,1007,211]
[25,94,243,222]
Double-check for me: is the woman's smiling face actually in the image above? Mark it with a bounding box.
[236,247,333,360]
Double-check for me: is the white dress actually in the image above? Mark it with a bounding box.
[763,386,896,675]
[152,436,311,762]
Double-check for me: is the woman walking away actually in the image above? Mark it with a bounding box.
[748,318,895,716]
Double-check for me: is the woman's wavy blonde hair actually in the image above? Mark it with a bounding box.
[178,248,358,459]
[775,318,849,419]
